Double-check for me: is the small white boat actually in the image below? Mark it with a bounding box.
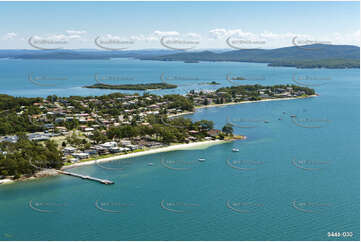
[232,148,239,152]
[148,163,154,166]
[198,158,206,162]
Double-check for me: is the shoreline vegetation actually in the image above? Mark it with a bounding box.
[83,82,177,90]
[168,94,318,118]
[0,138,241,185]
[0,83,316,184]
[139,45,360,69]
[62,138,238,170]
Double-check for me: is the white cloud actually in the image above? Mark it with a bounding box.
[127,31,200,43]
[30,31,89,44]
[145,36,158,42]
[2,32,17,40]
[153,31,180,37]
[100,34,134,41]
[7,28,359,49]
[185,32,201,39]
[208,28,228,39]
[32,34,68,42]
[66,30,87,35]
[68,35,82,39]
[330,30,360,45]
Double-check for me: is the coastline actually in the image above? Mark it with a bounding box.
[0,179,14,185]
[169,95,317,117]
[62,139,230,170]
[0,95,315,185]
[0,139,232,185]
[195,95,318,109]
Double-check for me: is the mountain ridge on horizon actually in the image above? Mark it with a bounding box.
[0,44,359,69]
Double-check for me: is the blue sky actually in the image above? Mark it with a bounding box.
[0,1,359,50]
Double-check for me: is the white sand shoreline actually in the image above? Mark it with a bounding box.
[62,139,228,170]
[0,139,231,185]
[0,95,315,184]
[168,95,317,118]
[196,95,317,109]
[0,179,14,185]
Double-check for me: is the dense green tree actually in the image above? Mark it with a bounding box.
[222,123,234,136]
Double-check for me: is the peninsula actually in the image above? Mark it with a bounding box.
[0,83,315,183]
[83,82,177,90]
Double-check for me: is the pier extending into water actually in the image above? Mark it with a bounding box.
[57,170,114,185]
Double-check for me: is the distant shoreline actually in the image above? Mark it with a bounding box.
[83,82,177,90]
[62,139,233,170]
[197,95,318,108]
[169,94,318,118]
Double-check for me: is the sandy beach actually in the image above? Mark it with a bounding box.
[0,179,14,185]
[195,95,318,109]
[168,95,317,118]
[62,139,229,170]
[0,139,232,185]
[0,95,314,183]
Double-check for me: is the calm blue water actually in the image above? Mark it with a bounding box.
[0,59,359,241]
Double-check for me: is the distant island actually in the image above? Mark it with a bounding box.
[1,44,359,69]
[198,81,220,85]
[84,83,178,90]
[231,77,246,80]
[139,44,360,69]
[184,60,200,63]
[268,58,360,69]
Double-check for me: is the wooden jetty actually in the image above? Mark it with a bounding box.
[57,170,114,185]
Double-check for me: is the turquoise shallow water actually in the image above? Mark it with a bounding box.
[0,59,359,241]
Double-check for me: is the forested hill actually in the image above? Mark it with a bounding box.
[140,44,360,68]
[0,44,359,68]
